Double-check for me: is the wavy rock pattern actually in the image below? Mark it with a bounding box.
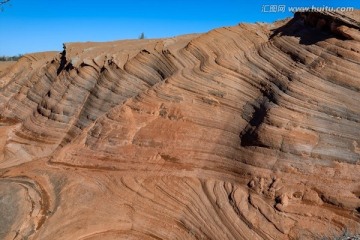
[0,11,360,239]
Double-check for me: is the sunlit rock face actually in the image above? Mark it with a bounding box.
[0,11,360,240]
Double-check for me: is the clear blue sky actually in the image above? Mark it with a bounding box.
[0,0,359,55]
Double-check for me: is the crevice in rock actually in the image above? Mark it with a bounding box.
[240,88,276,147]
[56,48,67,75]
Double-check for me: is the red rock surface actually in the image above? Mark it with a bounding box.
[0,11,360,239]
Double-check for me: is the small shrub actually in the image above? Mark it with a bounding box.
[0,54,23,61]
[138,32,145,39]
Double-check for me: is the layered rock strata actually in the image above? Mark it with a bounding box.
[0,11,360,240]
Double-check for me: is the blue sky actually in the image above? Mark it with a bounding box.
[0,0,359,55]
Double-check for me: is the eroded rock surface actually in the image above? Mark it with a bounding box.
[0,11,360,239]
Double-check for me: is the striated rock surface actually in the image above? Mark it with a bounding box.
[1,11,360,239]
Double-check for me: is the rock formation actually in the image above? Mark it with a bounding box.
[0,11,360,239]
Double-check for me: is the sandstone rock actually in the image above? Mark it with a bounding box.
[0,11,360,239]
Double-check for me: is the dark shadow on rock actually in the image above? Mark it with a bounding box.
[270,12,351,45]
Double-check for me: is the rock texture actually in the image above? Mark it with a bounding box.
[1,11,360,239]
[0,61,16,76]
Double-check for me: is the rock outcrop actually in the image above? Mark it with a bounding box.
[0,11,360,240]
